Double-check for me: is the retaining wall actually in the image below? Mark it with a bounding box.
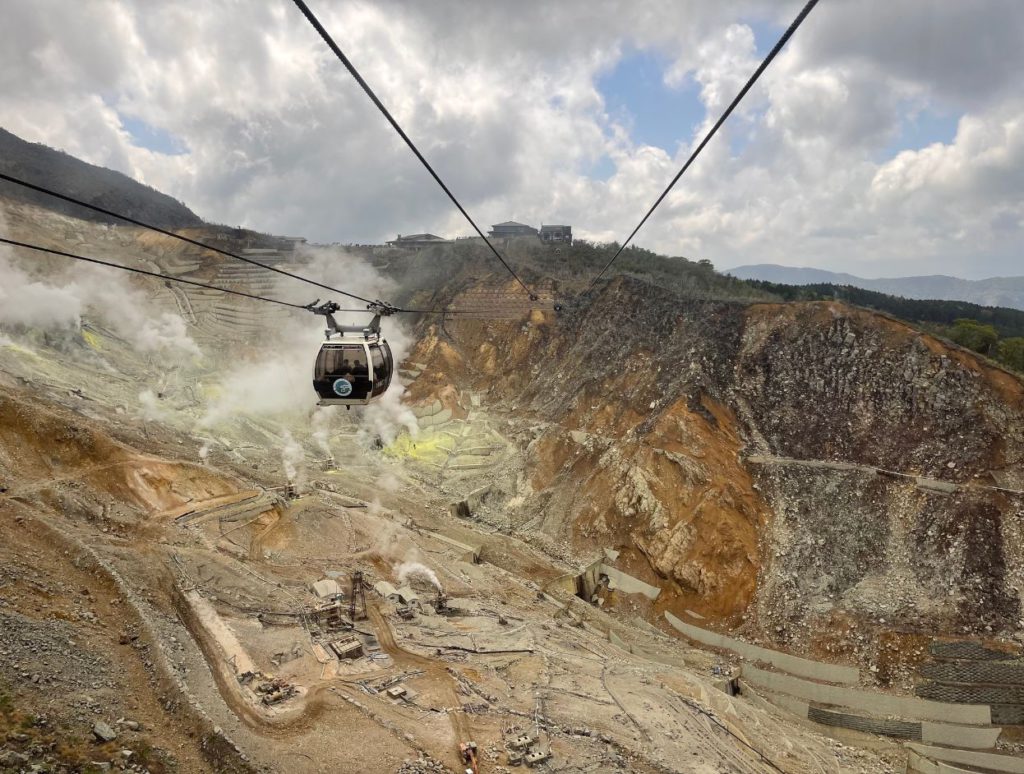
[916,682,1024,705]
[919,661,1024,686]
[905,744,1024,774]
[745,681,999,749]
[742,665,991,725]
[665,612,860,685]
[603,566,661,600]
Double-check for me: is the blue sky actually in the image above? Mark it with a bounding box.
[120,114,188,155]
[597,50,705,155]
[595,16,785,160]
[596,19,960,167]
[882,104,959,158]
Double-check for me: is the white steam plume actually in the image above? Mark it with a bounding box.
[280,429,306,490]
[376,471,401,493]
[0,227,199,356]
[200,244,419,445]
[311,407,334,460]
[396,560,443,592]
[359,376,419,447]
[138,389,170,421]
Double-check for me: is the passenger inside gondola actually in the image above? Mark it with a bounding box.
[314,344,371,401]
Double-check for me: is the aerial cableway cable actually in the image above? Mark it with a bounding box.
[0,236,463,317]
[0,236,367,312]
[288,0,538,300]
[586,0,821,292]
[0,171,385,309]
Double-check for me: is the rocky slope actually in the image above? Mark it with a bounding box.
[405,276,1024,660]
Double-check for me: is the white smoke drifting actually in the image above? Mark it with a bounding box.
[280,429,306,491]
[200,244,419,446]
[376,471,401,493]
[396,560,443,592]
[311,407,334,460]
[138,389,170,421]
[0,232,199,356]
[359,377,419,447]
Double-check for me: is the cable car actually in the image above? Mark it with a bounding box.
[307,301,395,407]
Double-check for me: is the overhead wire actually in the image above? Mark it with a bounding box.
[0,236,473,317]
[288,0,537,299]
[0,171,379,308]
[0,171,472,316]
[0,236,360,312]
[586,0,821,292]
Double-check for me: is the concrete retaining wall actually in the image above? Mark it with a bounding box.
[665,612,860,685]
[920,722,1002,749]
[747,681,998,749]
[603,566,660,600]
[742,665,991,725]
[906,744,1024,774]
[425,530,481,563]
[906,751,984,774]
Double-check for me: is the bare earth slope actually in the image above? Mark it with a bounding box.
[0,201,901,773]
[406,276,1024,672]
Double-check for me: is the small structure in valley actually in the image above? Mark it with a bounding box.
[311,578,345,602]
[329,637,363,660]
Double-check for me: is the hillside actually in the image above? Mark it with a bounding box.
[740,280,1024,339]
[0,198,904,774]
[2,152,1023,772]
[730,263,1024,311]
[0,127,203,229]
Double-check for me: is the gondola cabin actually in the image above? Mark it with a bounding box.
[309,304,394,407]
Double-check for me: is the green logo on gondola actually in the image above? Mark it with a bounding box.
[332,378,353,397]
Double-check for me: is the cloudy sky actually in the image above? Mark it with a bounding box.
[1,0,1022,278]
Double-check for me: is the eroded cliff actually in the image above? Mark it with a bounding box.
[404,276,1024,655]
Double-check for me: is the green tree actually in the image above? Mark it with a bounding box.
[948,318,999,355]
[997,337,1024,372]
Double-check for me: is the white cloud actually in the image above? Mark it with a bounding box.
[0,0,1021,277]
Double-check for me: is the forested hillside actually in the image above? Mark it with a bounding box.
[0,128,203,229]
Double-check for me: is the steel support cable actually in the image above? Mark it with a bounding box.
[0,171,380,307]
[0,236,365,312]
[0,236,478,318]
[288,0,537,299]
[586,0,821,292]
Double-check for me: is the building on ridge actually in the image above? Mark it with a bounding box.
[488,221,539,239]
[539,224,572,244]
[386,233,451,249]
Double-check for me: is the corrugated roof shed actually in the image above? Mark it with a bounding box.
[311,578,343,599]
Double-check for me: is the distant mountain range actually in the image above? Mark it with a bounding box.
[728,264,1024,312]
[0,128,203,229]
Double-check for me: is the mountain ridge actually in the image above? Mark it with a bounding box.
[0,127,203,229]
[728,263,1024,311]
